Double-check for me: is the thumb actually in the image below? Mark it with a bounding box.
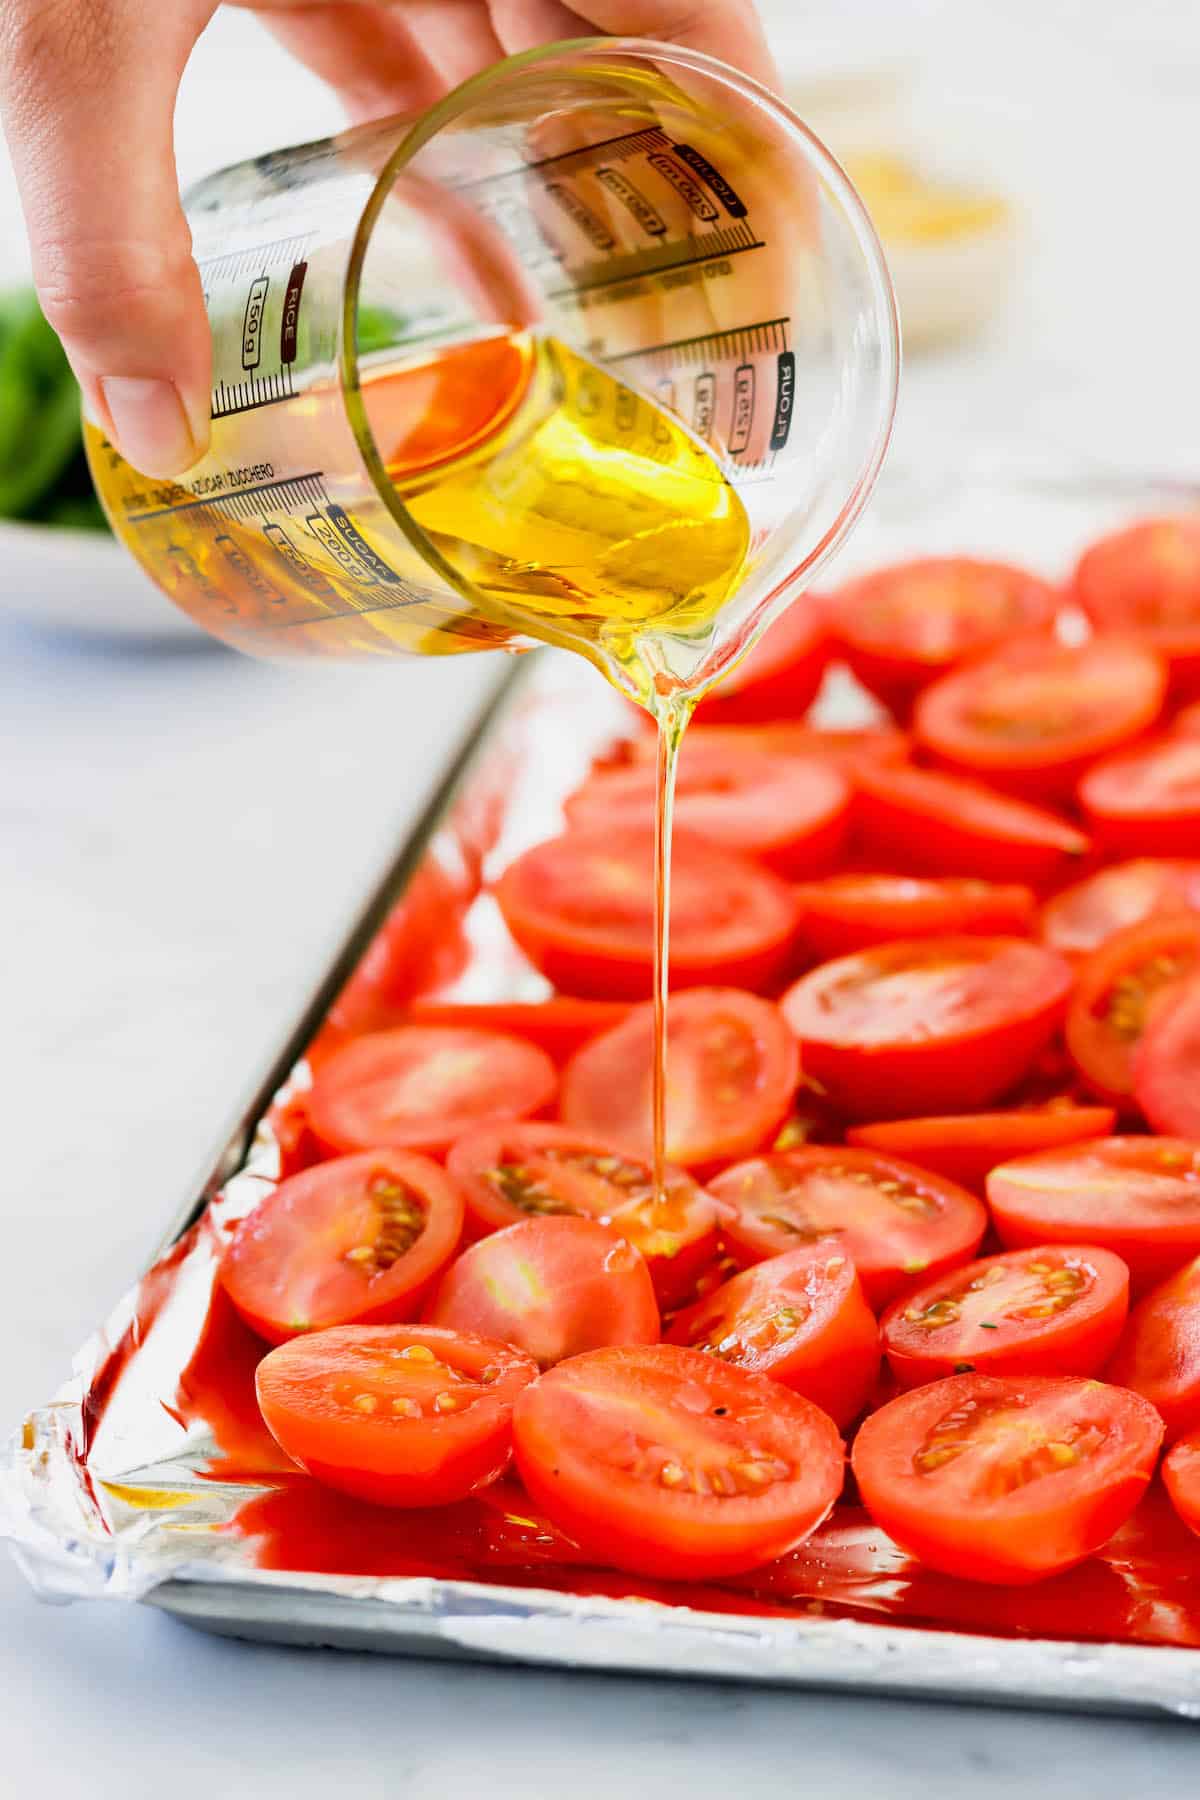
[0,0,215,476]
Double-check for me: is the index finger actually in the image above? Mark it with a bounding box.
[490,0,780,91]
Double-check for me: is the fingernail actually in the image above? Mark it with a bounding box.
[98,376,199,477]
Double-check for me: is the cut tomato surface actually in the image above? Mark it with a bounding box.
[1163,1432,1200,1539]
[845,1105,1116,1194]
[255,1324,537,1506]
[493,828,797,999]
[1134,976,1200,1138]
[666,1244,879,1426]
[1080,732,1200,857]
[564,745,850,879]
[780,935,1073,1119]
[914,635,1165,800]
[880,1245,1129,1387]
[1107,1256,1200,1442]
[695,597,829,723]
[851,1372,1163,1583]
[407,997,631,1065]
[561,987,798,1173]
[220,1152,465,1344]
[1073,516,1200,696]
[987,1136,1200,1292]
[792,873,1036,963]
[826,556,1059,716]
[1064,915,1200,1104]
[425,1216,659,1368]
[1041,859,1200,958]
[852,760,1090,887]
[444,1121,717,1309]
[306,1025,557,1158]
[710,1146,987,1310]
[511,1343,844,1580]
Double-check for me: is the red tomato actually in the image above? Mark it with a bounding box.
[914,635,1165,800]
[1073,516,1200,696]
[620,722,909,779]
[826,556,1059,717]
[494,829,797,1000]
[666,1244,879,1426]
[444,1121,718,1309]
[425,1216,659,1367]
[220,1152,465,1344]
[780,936,1073,1119]
[1163,1431,1200,1538]
[851,1372,1162,1583]
[1041,859,1200,957]
[407,997,631,1065]
[1174,700,1200,735]
[792,873,1035,962]
[561,987,799,1172]
[880,1246,1130,1387]
[306,1026,557,1158]
[853,760,1090,887]
[512,1343,844,1579]
[987,1136,1200,1292]
[710,1146,987,1309]
[695,598,829,722]
[1064,916,1200,1104]
[255,1324,537,1506]
[1134,976,1200,1138]
[326,860,474,1037]
[845,1105,1117,1194]
[1107,1256,1200,1441]
[564,746,850,879]
[1080,732,1200,856]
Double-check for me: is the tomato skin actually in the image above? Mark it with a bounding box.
[1081,732,1200,857]
[560,987,799,1174]
[1064,915,1200,1105]
[255,1325,537,1507]
[512,1343,845,1580]
[220,1152,465,1345]
[326,861,474,1037]
[1073,516,1200,697]
[988,1136,1200,1293]
[880,1246,1130,1388]
[425,1217,659,1367]
[710,1146,987,1310]
[853,760,1090,887]
[1134,976,1200,1138]
[780,936,1073,1120]
[1163,1432,1200,1538]
[1040,859,1200,958]
[494,829,798,1000]
[407,998,631,1065]
[793,874,1035,962]
[845,1107,1116,1195]
[666,1244,879,1426]
[851,1373,1163,1584]
[695,598,829,723]
[1107,1256,1200,1442]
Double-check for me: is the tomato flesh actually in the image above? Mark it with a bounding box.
[710,1146,987,1310]
[1065,916,1200,1104]
[220,1151,464,1344]
[695,598,829,722]
[1081,732,1200,857]
[1134,976,1200,1138]
[1074,516,1200,695]
[1107,1255,1200,1441]
[1163,1431,1200,1538]
[845,1106,1117,1194]
[512,1343,845,1579]
[851,1372,1163,1583]
[880,1245,1130,1387]
[255,1325,537,1506]
[1041,859,1200,957]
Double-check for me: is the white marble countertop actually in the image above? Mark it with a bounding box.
[4,2,1200,1791]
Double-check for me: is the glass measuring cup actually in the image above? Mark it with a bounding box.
[85,37,899,702]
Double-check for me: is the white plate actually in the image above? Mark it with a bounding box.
[0,518,203,642]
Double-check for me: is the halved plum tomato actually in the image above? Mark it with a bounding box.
[793,873,1035,963]
[512,1343,844,1580]
[305,1025,557,1158]
[1135,976,1200,1138]
[913,635,1165,801]
[852,760,1090,887]
[1041,859,1200,958]
[825,556,1058,717]
[880,1245,1130,1388]
[425,1216,660,1368]
[694,597,829,723]
[1064,915,1200,1104]
[987,1136,1200,1292]
[220,1152,465,1344]
[326,859,474,1037]
[1163,1431,1200,1538]
[666,1244,879,1426]
[407,997,631,1065]
[561,987,799,1173]
[255,1324,536,1506]
[445,1122,718,1309]
[564,745,850,879]
[1073,516,1200,696]
[845,1105,1117,1195]
[780,936,1073,1120]
[851,1372,1163,1583]
[1080,732,1200,857]
[493,828,797,999]
[710,1146,987,1309]
[625,721,910,780]
[1107,1256,1200,1441]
